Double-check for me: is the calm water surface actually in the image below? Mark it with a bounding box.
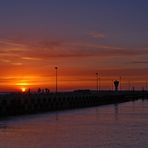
[0,100,148,148]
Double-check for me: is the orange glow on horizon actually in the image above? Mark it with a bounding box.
[0,68,148,92]
[16,81,30,92]
[16,82,29,86]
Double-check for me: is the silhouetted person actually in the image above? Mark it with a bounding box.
[132,86,135,91]
[28,88,31,94]
[42,89,45,93]
[114,80,119,91]
[38,88,41,93]
[45,88,50,93]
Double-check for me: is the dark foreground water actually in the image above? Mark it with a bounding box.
[0,100,148,148]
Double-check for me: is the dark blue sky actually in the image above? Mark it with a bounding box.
[0,0,147,45]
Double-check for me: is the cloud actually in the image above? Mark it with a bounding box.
[131,61,148,64]
[0,39,25,47]
[0,38,148,61]
[21,57,42,61]
[18,41,148,59]
[11,62,23,66]
[88,32,105,39]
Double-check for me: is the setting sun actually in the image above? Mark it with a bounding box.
[21,87,26,92]
[16,81,30,92]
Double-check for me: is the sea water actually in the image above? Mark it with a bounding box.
[0,99,148,148]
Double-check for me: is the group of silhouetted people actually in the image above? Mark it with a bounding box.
[37,88,50,94]
[21,88,50,94]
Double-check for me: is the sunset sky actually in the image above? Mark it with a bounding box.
[0,0,148,92]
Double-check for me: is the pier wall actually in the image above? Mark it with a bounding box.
[0,91,148,117]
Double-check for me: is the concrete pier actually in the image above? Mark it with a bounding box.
[0,91,148,117]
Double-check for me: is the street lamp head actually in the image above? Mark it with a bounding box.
[55,66,58,70]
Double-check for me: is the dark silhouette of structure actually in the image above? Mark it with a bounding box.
[0,90,148,118]
[96,73,99,92]
[55,66,58,93]
[114,80,119,91]
[96,72,101,92]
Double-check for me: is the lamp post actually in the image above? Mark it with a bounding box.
[119,76,122,91]
[146,80,148,91]
[55,66,58,93]
[128,80,131,91]
[96,73,98,92]
[99,74,101,91]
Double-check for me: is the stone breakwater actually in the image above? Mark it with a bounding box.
[0,91,148,117]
